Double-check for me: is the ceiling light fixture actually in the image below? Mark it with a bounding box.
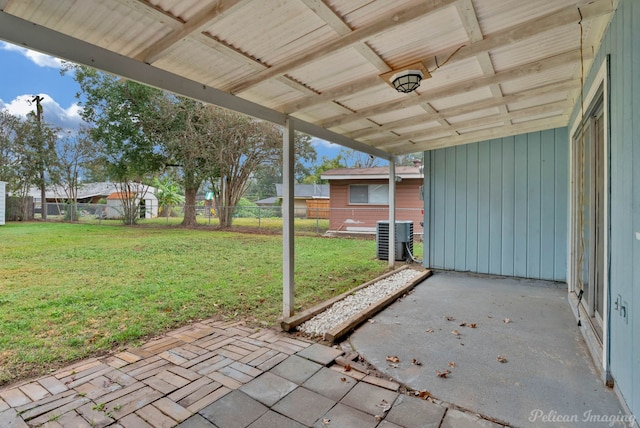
[381,62,430,94]
[390,70,424,93]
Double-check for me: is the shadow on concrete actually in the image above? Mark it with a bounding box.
[350,271,628,427]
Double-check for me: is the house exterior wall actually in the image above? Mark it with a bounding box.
[423,128,568,281]
[575,0,640,418]
[328,178,423,234]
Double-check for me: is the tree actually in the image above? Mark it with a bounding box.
[67,65,166,225]
[302,154,348,184]
[50,127,101,220]
[0,110,19,185]
[208,111,282,228]
[339,148,380,168]
[153,176,184,217]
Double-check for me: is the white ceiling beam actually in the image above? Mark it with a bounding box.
[320,49,587,129]
[226,0,458,94]
[0,10,392,160]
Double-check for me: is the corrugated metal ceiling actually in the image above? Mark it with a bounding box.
[0,0,616,157]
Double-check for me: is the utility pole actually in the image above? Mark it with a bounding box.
[32,95,46,220]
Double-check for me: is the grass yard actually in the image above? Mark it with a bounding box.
[0,222,398,386]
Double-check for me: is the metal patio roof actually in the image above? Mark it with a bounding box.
[0,0,615,158]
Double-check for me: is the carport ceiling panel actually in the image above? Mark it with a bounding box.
[489,26,581,73]
[417,56,485,94]
[511,110,568,125]
[334,83,408,112]
[447,107,502,124]
[286,47,382,94]
[205,0,335,68]
[146,0,218,22]
[507,91,572,112]
[389,120,443,136]
[151,38,261,89]
[500,63,577,94]
[367,105,432,126]
[474,0,578,35]
[291,103,354,123]
[366,5,469,69]
[239,79,312,109]
[5,0,168,57]
[428,86,494,111]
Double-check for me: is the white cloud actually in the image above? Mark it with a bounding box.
[1,94,85,133]
[311,137,338,149]
[0,42,63,69]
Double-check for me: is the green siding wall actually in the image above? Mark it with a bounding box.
[423,128,568,281]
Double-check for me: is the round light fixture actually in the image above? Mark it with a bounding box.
[390,69,424,93]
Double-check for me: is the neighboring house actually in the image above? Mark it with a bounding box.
[321,166,422,235]
[255,197,278,207]
[274,184,329,218]
[20,182,158,218]
[105,191,158,219]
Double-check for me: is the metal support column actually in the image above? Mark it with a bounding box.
[388,161,396,267]
[283,118,295,317]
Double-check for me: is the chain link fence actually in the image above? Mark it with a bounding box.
[31,202,423,238]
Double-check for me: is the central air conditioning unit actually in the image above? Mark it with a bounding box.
[376,220,414,261]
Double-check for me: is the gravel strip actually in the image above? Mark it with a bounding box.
[297,269,423,338]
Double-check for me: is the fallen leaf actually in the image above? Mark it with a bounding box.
[503,318,511,324]
[412,359,422,366]
[469,323,477,328]
[386,355,400,363]
[417,390,431,399]
[367,319,375,323]
[389,363,399,368]
[445,316,455,321]
[459,322,467,327]
[377,399,391,412]
[375,415,383,421]
[425,328,434,333]
[322,418,331,425]
[340,377,347,382]
[436,369,451,378]
[343,364,351,372]
[497,355,508,363]
[451,329,460,336]
[448,361,457,368]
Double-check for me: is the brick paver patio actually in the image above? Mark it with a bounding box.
[0,319,507,427]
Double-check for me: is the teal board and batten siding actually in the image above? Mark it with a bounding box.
[573,0,640,419]
[423,128,568,281]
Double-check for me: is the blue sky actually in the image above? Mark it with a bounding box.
[0,41,343,161]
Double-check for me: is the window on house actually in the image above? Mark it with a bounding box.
[349,184,389,204]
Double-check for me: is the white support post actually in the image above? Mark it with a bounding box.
[283,118,295,317]
[388,161,396,267]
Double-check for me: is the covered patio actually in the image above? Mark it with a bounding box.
[0,0,638,425]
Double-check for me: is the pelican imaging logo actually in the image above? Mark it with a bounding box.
[529,409,636,427]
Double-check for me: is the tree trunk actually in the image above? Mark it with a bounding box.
[182,186,198,227]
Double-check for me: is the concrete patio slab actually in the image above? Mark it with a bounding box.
[246,410,306,428]
[297,343,344,366]
[302,367,357,401]
[384,394,447,428]
[239,372,297,407]
[270,355,323,385]
[312,402,379,428]
[350,271,627,428]
[271,387,336,426]
[199,390,267,428]
[339,381,399,416]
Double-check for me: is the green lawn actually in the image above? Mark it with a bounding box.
[0,222,408,385]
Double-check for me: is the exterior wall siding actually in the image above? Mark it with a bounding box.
[574,0,640,418]
[424,128,568,281]
[328,179,423,234]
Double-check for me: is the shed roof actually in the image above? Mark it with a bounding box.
[0,0,614,156]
